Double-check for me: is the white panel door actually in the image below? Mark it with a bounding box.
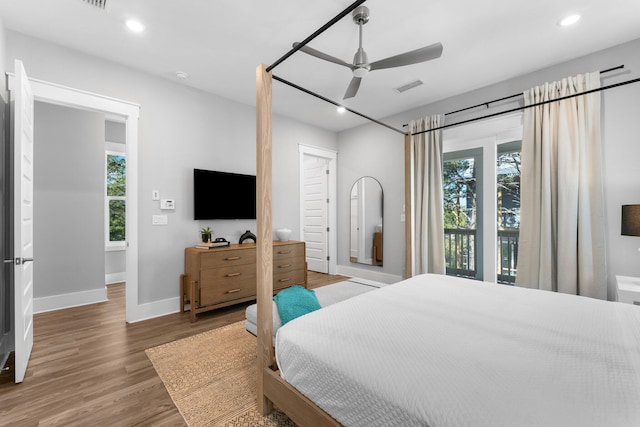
[302,156,329,273]
[13,59,35,383]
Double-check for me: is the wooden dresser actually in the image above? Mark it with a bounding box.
[181,241,306,321]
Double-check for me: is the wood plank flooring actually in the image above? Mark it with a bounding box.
[0,271,349,426]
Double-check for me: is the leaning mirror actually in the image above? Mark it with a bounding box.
[349,177,383,266]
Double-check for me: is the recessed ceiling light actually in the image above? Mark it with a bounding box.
[336,106,346,114]
[559,14,581,27]
[126,19,145,33]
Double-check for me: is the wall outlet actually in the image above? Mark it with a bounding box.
[152,215,168,225]
[152,190,160,201]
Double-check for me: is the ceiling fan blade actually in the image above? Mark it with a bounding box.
[343,77,362,99]
[369,42,443,71]
[293,42,354,70]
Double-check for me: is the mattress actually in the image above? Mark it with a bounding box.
[245,279,383,337]
[275,274,640,427]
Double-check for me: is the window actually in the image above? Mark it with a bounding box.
[106,151,126,247]
[496,142,521,284]
[442,114,522,284]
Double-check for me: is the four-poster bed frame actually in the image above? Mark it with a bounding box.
[255,1,640,424]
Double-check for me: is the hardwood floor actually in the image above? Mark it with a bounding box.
[0,271,349,426]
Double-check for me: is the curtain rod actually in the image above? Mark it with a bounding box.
[403,64,624,128]
[266,0,367,73]
[273,75,405,134]
[410,75,640,137]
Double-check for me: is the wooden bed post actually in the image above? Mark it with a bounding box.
[404,132,413,279]
[256,63,274,416]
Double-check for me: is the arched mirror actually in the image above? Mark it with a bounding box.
[350,177,383,266]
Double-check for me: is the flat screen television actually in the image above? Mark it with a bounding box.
[193,169,256,220]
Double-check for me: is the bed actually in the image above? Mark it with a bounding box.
[274,274,640,426]
[254,2,640,424]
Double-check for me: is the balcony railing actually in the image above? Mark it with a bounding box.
[444,228,519,284]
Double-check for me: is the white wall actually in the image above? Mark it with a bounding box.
[6,31,338,308]
[33,102,105,298]
[337,37,640,298]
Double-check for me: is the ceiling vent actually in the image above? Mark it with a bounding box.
[81,0,108,10]
[394,79,424,94]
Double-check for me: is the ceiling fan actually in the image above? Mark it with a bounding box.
[293,5,443,100]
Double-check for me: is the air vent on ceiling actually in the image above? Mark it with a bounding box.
[81,0,108,10]
[394,79,424,94]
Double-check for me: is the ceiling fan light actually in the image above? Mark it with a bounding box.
[353,67,369,78]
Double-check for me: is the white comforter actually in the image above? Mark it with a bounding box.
[275,274,640,427]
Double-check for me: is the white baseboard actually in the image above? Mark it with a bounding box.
[127,297,181,323]
[105,272,126,285]
[336,265,403,284]
[34,287,108,314]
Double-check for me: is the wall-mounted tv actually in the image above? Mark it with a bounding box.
[194,169,256,220]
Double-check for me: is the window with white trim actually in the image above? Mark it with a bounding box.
[106,149,126,248]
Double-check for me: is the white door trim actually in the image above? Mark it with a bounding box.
[298,144,337,275]
[7,73,141,323]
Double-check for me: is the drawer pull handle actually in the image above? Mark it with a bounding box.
[279,277,291,283]
[278,264,291,268]
[225,256,241,261]
[278,250,291,254]
[226,288,242,294]
[226,272,241,277]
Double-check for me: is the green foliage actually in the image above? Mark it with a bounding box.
[107,154,126,197]
[107,154,126,242]
[443,158,476,229]
[109,200,126,242]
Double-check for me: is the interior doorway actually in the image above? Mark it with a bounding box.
[299,145,337,274]
[7,70,140,323]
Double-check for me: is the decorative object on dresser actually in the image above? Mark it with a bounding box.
[200,226,212,243]
[181,241,306,322]
[276,228,291,241]
[239,229,257,244]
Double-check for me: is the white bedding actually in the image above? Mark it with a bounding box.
[275,274,640,427]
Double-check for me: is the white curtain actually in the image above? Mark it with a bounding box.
[515,72,607,299]
[410,115,445,275]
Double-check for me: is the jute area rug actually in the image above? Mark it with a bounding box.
[145,321,296,427]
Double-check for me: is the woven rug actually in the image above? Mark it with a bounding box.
[145,321,296,427]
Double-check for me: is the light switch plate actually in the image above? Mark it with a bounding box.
[160,199,175,210]
[152,190,160,201]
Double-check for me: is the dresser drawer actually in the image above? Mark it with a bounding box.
[200,248,256,270]
[273,268,306,290]
[200,266,256,306]
[273,243,304,262]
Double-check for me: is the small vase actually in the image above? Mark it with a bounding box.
[201,234,211,243]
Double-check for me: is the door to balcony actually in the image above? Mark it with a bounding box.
[443,114,522,285]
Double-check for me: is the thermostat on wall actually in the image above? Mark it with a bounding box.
[160,199,175,210]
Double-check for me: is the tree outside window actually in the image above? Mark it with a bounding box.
[107,153,126,243]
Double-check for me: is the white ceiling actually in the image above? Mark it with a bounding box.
[1,0,639,132]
